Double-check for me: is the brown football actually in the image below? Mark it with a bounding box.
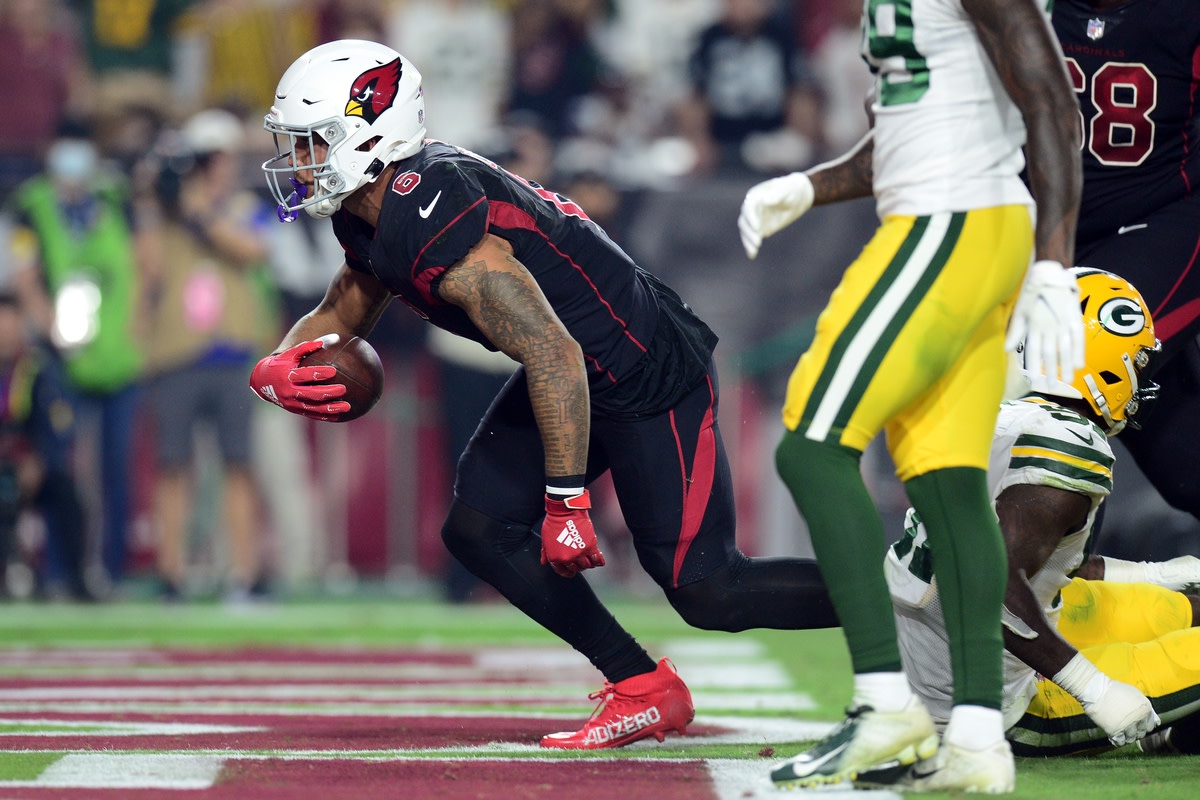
[299,336,384,421]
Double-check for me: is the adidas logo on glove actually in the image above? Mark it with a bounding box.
[556,520,587,550]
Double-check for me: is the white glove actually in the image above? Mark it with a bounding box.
[1053,653,1160,746]
[1005,260,1085,392]
[737,172,814,260]
[1102,555,1200,591]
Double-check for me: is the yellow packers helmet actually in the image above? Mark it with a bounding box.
[1046,267,1160,436]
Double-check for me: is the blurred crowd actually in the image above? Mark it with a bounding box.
[0,0,894,604]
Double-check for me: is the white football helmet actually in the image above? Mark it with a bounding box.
[263,39,427,220]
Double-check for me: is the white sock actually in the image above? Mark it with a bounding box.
[852,671,914,713]
[944,705,1005,750]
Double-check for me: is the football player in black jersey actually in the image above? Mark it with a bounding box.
[248,40,837,750]
[1053,0,1200,528]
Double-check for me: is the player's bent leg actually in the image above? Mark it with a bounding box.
[663,554,839,632]
[441,500,690,749]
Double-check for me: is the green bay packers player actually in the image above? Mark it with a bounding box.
[884,270,1200,779]
[738,0,1084,792]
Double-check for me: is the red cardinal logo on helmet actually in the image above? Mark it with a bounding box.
[345,58,401,124]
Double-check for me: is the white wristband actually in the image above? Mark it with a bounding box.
[1052,652,1109,707]
[1100,556,1150,583]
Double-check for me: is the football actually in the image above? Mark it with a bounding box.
[299,336,384,422]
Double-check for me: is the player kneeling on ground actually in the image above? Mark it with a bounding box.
[876,269,1200,791]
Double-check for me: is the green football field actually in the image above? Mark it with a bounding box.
[0,595,1195,798]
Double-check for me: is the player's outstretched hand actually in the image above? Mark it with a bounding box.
[738,172,814,260]
[541,489,606,578]
[1054,653,1160,746]
[1006,260,1085,392]
[249,334,351,421]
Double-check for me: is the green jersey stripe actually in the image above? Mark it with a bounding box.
[1013,433,1114,468]
[1008,456,1114,493]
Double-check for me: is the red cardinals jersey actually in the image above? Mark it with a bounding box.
[332,141,718,417]
[1053,0,1200,246]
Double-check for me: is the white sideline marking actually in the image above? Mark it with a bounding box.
[10,754,224,789]
[0,719,261,737]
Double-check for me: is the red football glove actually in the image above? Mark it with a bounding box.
[540,489,606,578]
[249,336,350,422]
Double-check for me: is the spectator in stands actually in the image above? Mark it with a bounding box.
[172,0,321,117]
[388,0,512,152]
[676,0,819,175]
[0,0,91,198]
[5,118,145,596]
[66,0,195,121]
[505,0,611,139]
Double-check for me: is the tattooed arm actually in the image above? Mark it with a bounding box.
[807,130,875,207]
[438,233,590,478]
[965,0,1081,267]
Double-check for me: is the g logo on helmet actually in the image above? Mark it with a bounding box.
[346,58,402,124]
[1097,297,1146,337]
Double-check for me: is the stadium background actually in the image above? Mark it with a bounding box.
[0,0,1194,601]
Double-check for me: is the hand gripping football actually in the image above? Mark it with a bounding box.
[299,336,384,421]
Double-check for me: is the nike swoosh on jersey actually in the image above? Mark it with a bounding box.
[1118,223,1148,235]
[1068,428,1094,444]
[419,190,442,219]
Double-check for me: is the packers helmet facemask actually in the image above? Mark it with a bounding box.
[1039,267,1160,436]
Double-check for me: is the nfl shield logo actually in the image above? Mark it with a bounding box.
[1087,18,1106,40]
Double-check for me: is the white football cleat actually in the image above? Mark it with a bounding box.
[891,740,1016,794]
[771,695,938,789]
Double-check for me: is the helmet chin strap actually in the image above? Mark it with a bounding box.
[1083,372,1118,434]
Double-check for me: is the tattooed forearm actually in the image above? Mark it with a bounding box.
[808,135,874,206]
[441,248,590,477]
[277,262,391,351]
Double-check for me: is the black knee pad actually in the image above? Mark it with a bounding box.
[662,559,748,631]
[441,500,533,565]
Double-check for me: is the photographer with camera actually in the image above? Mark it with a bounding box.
[0,290,89,600]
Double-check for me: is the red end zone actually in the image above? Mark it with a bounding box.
[0,646,764,799]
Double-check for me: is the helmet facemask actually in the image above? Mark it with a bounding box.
[263,118,366,220]
[1083,340,1160,435]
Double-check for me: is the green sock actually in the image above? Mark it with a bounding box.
[904,467,1006,709]
[775,428,901,674]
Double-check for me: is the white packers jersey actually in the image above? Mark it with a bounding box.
[863,0,1046,217]
[884,397,1113,728]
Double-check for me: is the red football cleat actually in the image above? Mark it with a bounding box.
[540,658,695,749]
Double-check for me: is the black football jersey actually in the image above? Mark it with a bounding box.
[1053,0,1200,246]
[332,141,718,417]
